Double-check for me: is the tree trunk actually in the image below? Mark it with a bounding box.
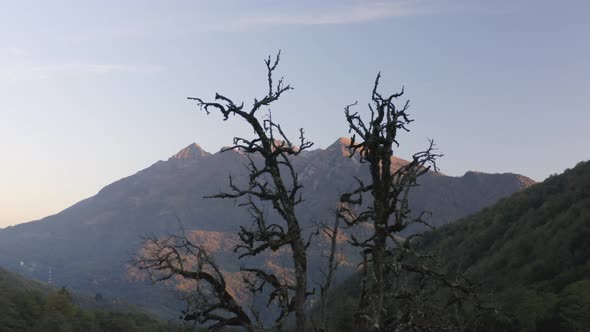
[293,238,307,332]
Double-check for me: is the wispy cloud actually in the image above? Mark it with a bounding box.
[0,63,164,81]
[209,1,421,31]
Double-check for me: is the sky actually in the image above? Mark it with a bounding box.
[0,0,588,228]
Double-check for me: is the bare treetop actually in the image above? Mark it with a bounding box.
[185,51,313,332]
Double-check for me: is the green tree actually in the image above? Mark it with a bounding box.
[558,280,590,331]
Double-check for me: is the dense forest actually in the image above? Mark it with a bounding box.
[0,268,178,332]
[321,161,590,331]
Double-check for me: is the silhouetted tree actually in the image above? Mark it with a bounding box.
[133,54,490,332]
[340,74,487,331]
[311,210,343,332]
[134,52,314,332]
[134,234,255,331]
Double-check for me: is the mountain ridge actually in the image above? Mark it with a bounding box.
[0,138,535,316]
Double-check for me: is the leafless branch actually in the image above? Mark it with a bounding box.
[132,235,255,331]
[187,51,312,332]
[340,74,488,331]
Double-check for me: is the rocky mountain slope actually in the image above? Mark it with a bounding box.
[0,138,534,315]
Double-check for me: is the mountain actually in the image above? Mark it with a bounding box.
[0,138,534,316]
[326,160,590,331]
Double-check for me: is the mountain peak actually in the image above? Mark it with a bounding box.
[169,143,210,160]
[326,137,353,157]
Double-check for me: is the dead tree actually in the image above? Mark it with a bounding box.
[133,234,256,331]
[340,74,486,331]
[186,51,313,332]
[311,209,343,332]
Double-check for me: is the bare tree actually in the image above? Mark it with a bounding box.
[187,51,312,331]
[340,74,486,331]
[133,55,489,331]
[310,210,343,332]
[133,234,255,331]
[135,52,314,331]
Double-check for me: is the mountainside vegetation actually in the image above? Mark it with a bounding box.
[421,160,590,331]
[0,268,177,332]
[323,161,590,331]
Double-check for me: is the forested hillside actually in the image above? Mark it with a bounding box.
[324,161,590,331]
[420,161,590,331]
[0,268,176,332]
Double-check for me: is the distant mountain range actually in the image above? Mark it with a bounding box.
[0,138,534,315]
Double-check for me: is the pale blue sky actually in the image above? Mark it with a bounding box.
[1,0,588,227]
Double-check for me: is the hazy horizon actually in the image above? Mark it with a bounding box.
[1,0,589,227]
